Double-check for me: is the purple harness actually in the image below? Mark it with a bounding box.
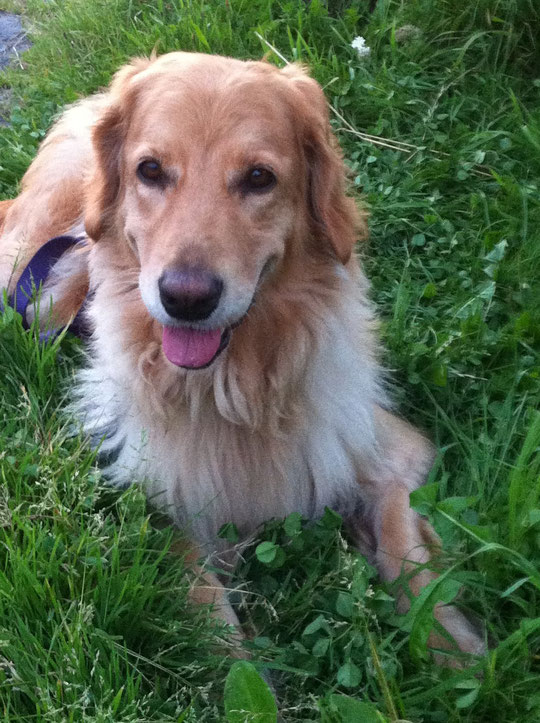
[1,235,88,340]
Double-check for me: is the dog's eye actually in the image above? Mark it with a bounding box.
[137,159,164,184]
[244,167,276,193]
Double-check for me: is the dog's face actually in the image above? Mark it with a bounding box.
[85,53,362,369]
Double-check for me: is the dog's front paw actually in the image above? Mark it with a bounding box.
[429,603,486,666]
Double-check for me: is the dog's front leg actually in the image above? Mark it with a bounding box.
[170,538,246,656]
[346,407,485,660]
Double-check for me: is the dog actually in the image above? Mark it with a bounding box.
[0,52,484,659]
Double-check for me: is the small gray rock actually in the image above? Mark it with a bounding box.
[0,11,32,126]
[0,11,31,69]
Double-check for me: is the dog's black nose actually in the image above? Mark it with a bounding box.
[158,268,223,322]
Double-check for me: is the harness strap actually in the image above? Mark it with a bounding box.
[2,234,89,340]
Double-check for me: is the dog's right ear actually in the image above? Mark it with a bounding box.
[85,58,151,241]
[0,199,14,234]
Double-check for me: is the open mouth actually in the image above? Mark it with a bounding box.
[162,325,231,369]
[159,255,274,370]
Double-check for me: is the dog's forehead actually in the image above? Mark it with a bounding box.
[136,51,282,88]
[128,57,299,145]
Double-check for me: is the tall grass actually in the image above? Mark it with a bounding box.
[0,0,539,720]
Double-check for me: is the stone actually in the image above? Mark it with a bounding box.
[0,11,32,126]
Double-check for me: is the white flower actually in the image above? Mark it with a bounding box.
[351,36,370,58]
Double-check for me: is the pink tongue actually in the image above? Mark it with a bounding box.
[162,326,222,368]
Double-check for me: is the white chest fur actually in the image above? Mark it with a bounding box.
[74,272,384,551]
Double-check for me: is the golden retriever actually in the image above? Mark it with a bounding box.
[0,52,484,659]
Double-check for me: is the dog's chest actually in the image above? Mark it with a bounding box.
[77,351,379,550]
[99,395,365,548]
[76,285,382,550]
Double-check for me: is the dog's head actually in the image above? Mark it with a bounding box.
[85,52,365,369]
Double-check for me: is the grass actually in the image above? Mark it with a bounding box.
[0,0,539,720]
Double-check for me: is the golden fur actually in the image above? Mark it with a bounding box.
[0,52,484,660]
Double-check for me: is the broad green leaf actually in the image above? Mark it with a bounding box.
[255,541,278,564]
[437,496,476,515]
[218,522,239,543]
[320,507,342,530]
[322,695,387,722]
[303,614,331,637]
[410,482,438,515]
[455,679,481,709]
[224,661,277,723]
[431,362,448,387]
[336,592,355,619]
[313,637,330,657]
[337,661,362,688]
[283,511,302,537]
[422,282,437,298]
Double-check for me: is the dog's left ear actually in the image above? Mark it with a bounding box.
[282,64,367,264]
